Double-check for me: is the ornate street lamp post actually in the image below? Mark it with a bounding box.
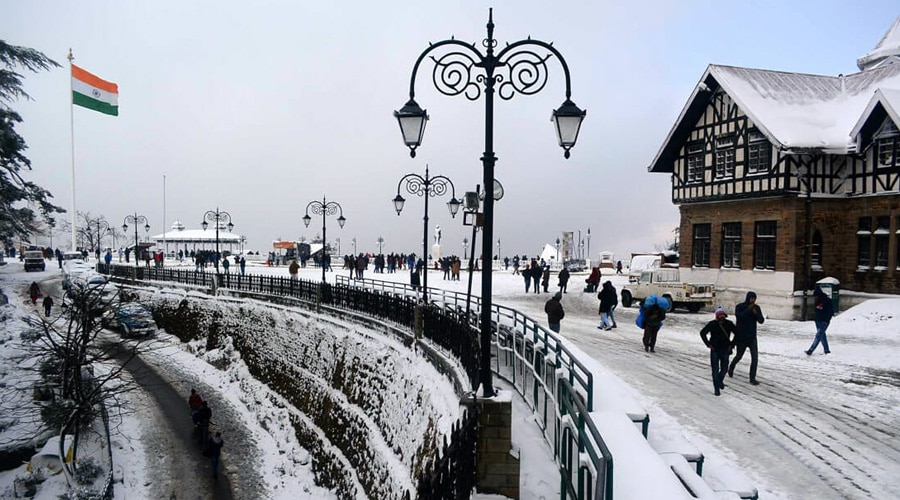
[122,213,150,265]
[556,237,560,265]
[201,208,234,272]
[377,236,384,254]
[393,165,461,302]
[394,9,585,396]
[302,197,346,282]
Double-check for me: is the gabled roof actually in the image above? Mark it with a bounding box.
[858,16,900,71]
[849,88,900,146]
[648,58,900,172]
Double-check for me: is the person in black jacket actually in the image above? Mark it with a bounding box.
[558,267,570,294]
[544,292,565,332]
[806,286,834,355]
[729,291,765,385]
[597,281,617,330]
[700,307,736,396]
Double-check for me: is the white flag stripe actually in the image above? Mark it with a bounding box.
[73,79,118,105]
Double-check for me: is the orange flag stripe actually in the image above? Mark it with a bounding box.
[72,64,118,94]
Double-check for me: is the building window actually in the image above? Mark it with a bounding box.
[753,221,776,270]
[722,222,741,268]
[875,120,898,168]
[810,230,823,269]
[875,216,890,269]
[715,135,735,178]
[747,131,770,174]
[686,143,704,184]
[857,217,872,268]
[693,224,711,267]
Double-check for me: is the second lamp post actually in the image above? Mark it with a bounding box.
[393,165,460,303]
[202,208,234,272]
[302,197,346,282]
[122,213,150,265]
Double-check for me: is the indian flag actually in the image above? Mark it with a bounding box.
[72,64,118,116]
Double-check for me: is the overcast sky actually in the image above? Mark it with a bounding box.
[5,1,896,260]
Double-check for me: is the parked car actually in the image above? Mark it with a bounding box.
[24,250,46,272]
[62,280,118,316]
[102,302,156,338]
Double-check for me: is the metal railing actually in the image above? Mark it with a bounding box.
[104,265,609,500]
[337,275,610,500]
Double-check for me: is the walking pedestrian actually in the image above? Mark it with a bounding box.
[42,295,53,317]
[729,291,764,385]
[616,260,623,275]
[240,256,246,275]
[289,259,299,280]
[29,282,41,305]
[806,286,834,355]
[531,259,541,294]
[208,432,224,479]
[544,291,565,333]
[597,281,617,330]
[541,266,550,293]
[641,295,667,353]
[700,307,736,396]
[222,257,230,274]
[558,266,570,294]
[523,265,531,293]
[188,389,203,425]
[197,401,212,451]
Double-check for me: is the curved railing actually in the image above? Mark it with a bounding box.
[104,265,610,500]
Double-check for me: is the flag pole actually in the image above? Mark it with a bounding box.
[67,48,77,252]
[163,174,167,258]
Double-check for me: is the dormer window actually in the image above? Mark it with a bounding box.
[875,119,898,168]
[715,135,735,178]
[747,130,770,174]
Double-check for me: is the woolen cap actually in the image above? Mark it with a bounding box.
[715,307,727,317]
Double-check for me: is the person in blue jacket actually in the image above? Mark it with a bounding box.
[729,291,765,385]
[806,286,834,355]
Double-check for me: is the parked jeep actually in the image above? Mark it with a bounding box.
[621,268,715,313]
[24,250,46,272]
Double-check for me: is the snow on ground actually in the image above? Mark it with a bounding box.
[2,258,899,499]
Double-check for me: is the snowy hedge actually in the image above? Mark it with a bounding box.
[138,289,460,499]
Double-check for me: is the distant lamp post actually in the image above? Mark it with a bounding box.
[92,219,110,255]
[302,197,346,282]
[201,208,234,272]
[122,213,150,265]
[352,237,357,255]
[555,237,560,264]
[336,237,341,256]
[377,235,385,254]
[463,237,469,257]
[586,227,591,263]
[497,238,501,263]
[393,165,460,302]
[394,9,585,396]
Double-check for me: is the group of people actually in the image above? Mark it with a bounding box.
[541,271,836,396]
[188,389,224,479]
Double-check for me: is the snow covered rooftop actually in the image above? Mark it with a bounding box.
[649,16,900,173]
[858,16,900,70]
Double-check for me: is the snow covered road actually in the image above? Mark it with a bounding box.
[496,279,900,500]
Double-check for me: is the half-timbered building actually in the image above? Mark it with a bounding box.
[648,17,900,319]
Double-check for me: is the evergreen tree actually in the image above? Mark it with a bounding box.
[0,40,64,245]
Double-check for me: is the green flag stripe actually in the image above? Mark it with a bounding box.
[73,91,118,116]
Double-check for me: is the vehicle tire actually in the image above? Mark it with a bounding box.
[687,303,703,313]
[662,294,675,312]
[621,290,633,308]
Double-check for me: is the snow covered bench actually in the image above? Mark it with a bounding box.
[660,453,722,499]
[649,427,705,476]
[590,410,691,499]
[591,366,650,437]
[702,461,759,500]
